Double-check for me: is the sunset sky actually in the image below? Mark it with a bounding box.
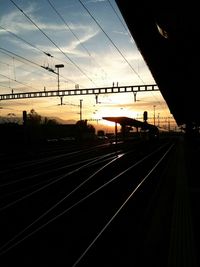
[0,0,177,130]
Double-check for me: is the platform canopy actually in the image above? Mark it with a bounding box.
[102,116,157,131]
[115,2,200,130]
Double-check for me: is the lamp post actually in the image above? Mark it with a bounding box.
[55,64,64,91]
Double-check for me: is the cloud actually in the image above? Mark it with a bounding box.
[0,2,72,34]
[0,3,39,33]
[62,27,100,56]
[0,0,166,122]
[0,12,100,71]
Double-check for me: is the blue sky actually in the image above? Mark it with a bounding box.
[0,0,176,129]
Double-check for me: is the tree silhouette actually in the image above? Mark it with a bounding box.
[27,109,42,126]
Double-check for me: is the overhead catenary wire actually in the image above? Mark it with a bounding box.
[0,83,15,90]
[0,48,40,69]
[3,1,154,91]
[0,25,75,69]
[107,0,132,38]
[0,73,39,92]
[0,25,53,58]
[0,0,171,122]
[46,0,108,81]
[9,0,98,87]
[46,0,92,57]
[77,0,145,85]
[0,49,55,91]
[0,48,85,88]
[106,1,165,109]
[1,60,42,80]
[106,0,143,53]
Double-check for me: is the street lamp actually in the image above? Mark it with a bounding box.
[55,64,64,91]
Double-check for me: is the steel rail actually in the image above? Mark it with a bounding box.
[0,142,172,258]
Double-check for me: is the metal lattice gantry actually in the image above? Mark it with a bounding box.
[0,84,158,101]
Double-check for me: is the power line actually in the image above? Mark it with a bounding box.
[9,0,98,87]
[0,73,39,92]
[46,0,108,81]
[0,47,41,68]
[0,60,40,83]
[105,2,165,109]
[0,25,53,57]
[0,60,10,66]
[0,48,85,88]
[0,25,75,69]
[107,0,131,36]
[47,0,91,58]
[0,83,14,90]
[107,1,165,110]
[106,0,140,50]
[78,0,145,84]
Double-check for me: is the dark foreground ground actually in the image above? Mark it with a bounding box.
[0,135,200,267]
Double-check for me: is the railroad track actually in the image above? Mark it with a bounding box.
[0,139,175,266]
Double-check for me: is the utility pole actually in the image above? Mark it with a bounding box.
[80,99,83,121]
[153,105,156,125]
[55,64,64,91]
[115,122,118,145]
[168,117,170,131]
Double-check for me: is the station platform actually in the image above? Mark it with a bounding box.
[140,136,200,267]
